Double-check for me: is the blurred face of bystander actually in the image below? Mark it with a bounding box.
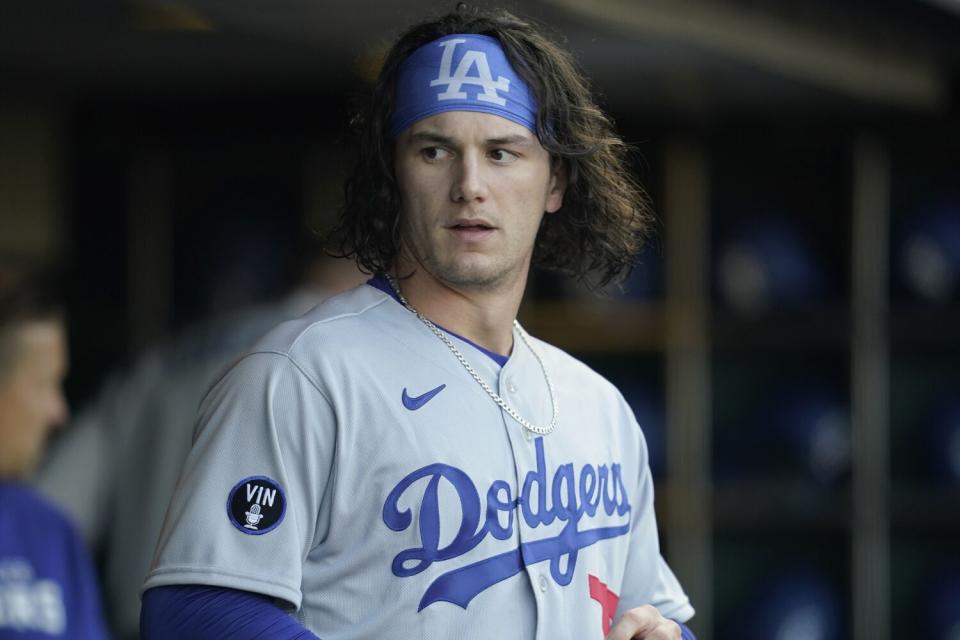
[0,320,69,479]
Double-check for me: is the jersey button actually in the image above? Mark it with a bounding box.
[507,381,518,394]
[524,429,533,441]
[538,575,548,592]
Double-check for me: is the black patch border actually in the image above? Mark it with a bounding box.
[227,475,286,536]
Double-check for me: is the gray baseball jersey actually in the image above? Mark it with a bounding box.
[144,282,693,639]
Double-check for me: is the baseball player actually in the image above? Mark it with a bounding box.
[141,7,696,640]
[0,266,109,639]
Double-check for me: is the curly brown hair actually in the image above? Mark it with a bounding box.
[329,6,652,288]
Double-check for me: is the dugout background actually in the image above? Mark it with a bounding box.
[2,1,960,638]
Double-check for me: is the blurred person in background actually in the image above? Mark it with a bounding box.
[34,254,363,640]
[0,263,109,639]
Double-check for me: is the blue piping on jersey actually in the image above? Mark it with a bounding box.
[367,275,510,367]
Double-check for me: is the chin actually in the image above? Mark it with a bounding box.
[432,258,510,289]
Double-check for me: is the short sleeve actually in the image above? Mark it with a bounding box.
[614,412,695,624]
[143,351,336,609]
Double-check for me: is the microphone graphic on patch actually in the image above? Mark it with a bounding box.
[244,503,264,530]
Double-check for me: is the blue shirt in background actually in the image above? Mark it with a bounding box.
[0,482,109,639]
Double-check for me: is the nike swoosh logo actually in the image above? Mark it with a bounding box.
[402,384,447,411]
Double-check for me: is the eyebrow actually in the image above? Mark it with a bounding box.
[487,134,532,146]
[406,131,533,147]
[407,131,456,146]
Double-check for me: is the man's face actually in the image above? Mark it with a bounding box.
[394,111,565,291]
[0,320,69,479]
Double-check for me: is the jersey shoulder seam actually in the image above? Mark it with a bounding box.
[286,293,392,353]
[242,350,335,410]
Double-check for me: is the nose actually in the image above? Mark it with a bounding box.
[450,152,487,204]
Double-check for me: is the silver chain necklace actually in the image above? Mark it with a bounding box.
[385,273,558,436]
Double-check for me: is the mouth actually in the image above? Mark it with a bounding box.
[446,219,496,242]
[447,218,496,231]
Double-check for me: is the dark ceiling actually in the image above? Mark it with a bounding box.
[1,0,958,116]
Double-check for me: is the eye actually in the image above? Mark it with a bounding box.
[489,148,518,163]
[420,146,451,161]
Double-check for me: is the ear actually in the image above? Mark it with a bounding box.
[544,158,568,214]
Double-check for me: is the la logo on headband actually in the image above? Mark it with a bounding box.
[431,38,510,106]
[389,33,537,136]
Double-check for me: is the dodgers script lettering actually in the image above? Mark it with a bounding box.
[382,437,632,611]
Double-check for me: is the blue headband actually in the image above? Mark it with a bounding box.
[389,34,538,137]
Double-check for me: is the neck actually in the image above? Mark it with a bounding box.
[390,263,527,357]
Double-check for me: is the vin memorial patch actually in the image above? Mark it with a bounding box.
[227,476,286,535]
